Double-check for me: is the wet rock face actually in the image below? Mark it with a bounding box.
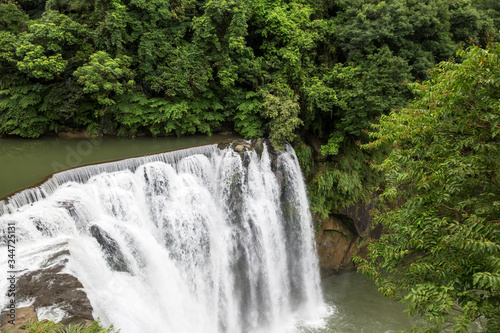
[314,208,383,279]
[89,225,130,273]
[0,250,95,328]
[0,252,95,330]
[315,216,357,279]
[313,188,379,279]
[341,200,377,237]
[16,263,94,324]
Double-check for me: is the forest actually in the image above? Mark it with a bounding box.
[0,0,499,331]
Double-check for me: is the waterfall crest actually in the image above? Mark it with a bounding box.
[0,143,328,332]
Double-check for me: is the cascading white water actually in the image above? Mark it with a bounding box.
[0,143,329,332]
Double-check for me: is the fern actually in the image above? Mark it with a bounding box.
[0,84,51,137]
[114,93,224,136]
[234,91,264,139]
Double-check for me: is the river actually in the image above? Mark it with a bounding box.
[0,134,238,199]
[0,135,411,332]
[317,273,411,332]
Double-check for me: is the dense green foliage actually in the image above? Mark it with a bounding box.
[357,44,500,332]
[0,0,497,140]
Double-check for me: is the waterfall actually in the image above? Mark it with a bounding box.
[0,143,328,332]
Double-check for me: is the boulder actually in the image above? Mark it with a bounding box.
[234,144,246,153]
[231,140,252,154]
[7,250,95,326]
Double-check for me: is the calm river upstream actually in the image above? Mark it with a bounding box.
[0,134,237,199]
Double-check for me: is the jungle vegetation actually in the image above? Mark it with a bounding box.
[357,43,500,332]
[1,0,498,213]
[0,1,499,331]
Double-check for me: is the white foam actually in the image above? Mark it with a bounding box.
[0,144,328,332]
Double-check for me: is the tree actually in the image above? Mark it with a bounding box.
[334,0,455,79]
[73,51,134,108]
[358,43,500,332]
[259,81,303,148]
[0,0,497,145]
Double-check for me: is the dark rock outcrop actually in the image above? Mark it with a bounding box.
[89,225,130,273]
[315,216,358,278]
[0,249,95,330]
[314,200,384,279]
[16,263,94,325]
[305,135,328,161]
[341,199,377,237]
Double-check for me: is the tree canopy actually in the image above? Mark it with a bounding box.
[358,43,500,332]
[0,0,498,142]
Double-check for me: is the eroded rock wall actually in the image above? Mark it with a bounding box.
[314,200,381,279]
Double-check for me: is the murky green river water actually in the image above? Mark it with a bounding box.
[0,134,237,199]
[318,272,412,333]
